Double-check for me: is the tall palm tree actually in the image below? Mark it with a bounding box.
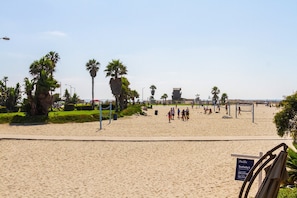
[104,59,127,111]
[150,85,157,98]
[211,86,220,105]
[85,59,100,108]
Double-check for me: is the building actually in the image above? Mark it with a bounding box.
[172,88,182,101]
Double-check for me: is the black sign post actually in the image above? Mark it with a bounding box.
[235,158,254,181]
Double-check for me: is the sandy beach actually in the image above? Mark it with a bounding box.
[0,104,294,197]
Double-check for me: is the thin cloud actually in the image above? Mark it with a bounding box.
[44,31,67,37]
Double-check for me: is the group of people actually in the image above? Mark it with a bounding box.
[167,107,190,122]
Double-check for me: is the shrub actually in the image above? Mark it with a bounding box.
[64,104,75,111]
[0,106,8,113]
[75,105,94,110]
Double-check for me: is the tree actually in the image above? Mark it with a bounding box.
[274,92,297,144]
[24,53,59,116]
[195,94,200,104]
[45,51,60,77]
[220,93,228,105]
[130,90,139,105]
[119,77,130,109]
[45,51,60,110]
[63,89,71,104]
[5,83,21,111]
[150,85,157,99]
[104,59,127,111]
[3,76,8,88]
[211,86,220,105]
[161,93,168,104]
[85,59,100,108]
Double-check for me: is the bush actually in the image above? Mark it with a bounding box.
[10,115,48,124]
[49,114,98,123]
[64,104,75,111]
[0,106,8,113]
[278,187,297,198]
[75,105,94,110]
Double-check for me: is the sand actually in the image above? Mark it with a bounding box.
[0,104,294,197]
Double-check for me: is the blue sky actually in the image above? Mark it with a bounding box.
[1,0,297,101]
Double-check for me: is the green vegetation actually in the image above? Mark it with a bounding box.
[278,187,297,198]
[287,144,297,185]
[274,92,297,144]
[274,92,297,195]
[0,104,143,124]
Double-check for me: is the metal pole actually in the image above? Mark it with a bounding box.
[109,102,112,124]
[235,103,238,118]
[99,103,102,130]
[252,103,255,123]
[142,87,145,102]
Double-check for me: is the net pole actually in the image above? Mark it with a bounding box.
[252,103,254,123]
[109,102,112,124]
[99,103,102,130]
[235,103,238,118]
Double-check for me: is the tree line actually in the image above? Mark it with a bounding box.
[0,51,140,115]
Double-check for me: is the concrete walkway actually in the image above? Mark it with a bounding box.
[0,134,290,142]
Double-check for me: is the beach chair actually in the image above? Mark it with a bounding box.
[238,143,288,198]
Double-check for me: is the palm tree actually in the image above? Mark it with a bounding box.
[85,59,100,108]
[161,93,168,104]
[211,86,220,105]
[220,93,228,105]
[104,59,127,111]
[45,51,60,77]
[3,76,8,88]
[45,51,60,111]
[150,85,157,98]
[26,56,59,116]
[130,90,139,105]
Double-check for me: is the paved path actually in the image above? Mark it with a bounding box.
[0,134,290,142]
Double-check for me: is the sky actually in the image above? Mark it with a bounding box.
[1,0,297,101]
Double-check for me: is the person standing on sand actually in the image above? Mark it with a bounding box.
[168,110,171,123]
[238,106,241,115]
[186,107,189,120]
[225,104,228,114]
[177,108,180,119]
[171,107,175,120]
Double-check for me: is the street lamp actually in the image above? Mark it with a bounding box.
[1,37,10,40]
[142,87,145,102]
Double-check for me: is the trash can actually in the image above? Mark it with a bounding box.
[155,110,158,115]
[113,113,118,120]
